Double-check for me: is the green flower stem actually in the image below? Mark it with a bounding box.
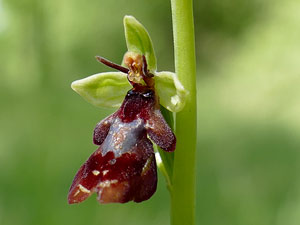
[170,0,197,225]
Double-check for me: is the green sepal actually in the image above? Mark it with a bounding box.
[123,15,157,72]
[71,72,131,108]
[155,71,188,112]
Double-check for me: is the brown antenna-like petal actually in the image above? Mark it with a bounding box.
[96,56,129,74]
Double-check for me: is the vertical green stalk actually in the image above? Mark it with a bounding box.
[170,0,197,225]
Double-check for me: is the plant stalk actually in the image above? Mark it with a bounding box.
[170,0,197,224]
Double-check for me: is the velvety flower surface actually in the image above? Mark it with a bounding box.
[68,54,176,204]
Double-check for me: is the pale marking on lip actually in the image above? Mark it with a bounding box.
[98,179,118,188]
[102,118,144,157]
[98,180,111,188]
[78,184,90,194]
[92,170,100,176]
[102,170,109,176]
[73,189,80,197]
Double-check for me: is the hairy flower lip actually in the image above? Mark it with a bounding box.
[68,86,176,204]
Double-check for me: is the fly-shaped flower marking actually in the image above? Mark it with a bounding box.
[68,53,176,204]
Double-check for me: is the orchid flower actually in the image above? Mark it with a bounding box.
[68,16,187,204]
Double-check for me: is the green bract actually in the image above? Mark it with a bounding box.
[71,15,187,112]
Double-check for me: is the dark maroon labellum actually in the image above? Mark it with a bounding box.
[68,54,176,204]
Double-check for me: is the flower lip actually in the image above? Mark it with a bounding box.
[69,74,176,204]
[69,52,176,204]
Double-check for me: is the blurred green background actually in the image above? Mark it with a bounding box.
[1,0,300,224]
